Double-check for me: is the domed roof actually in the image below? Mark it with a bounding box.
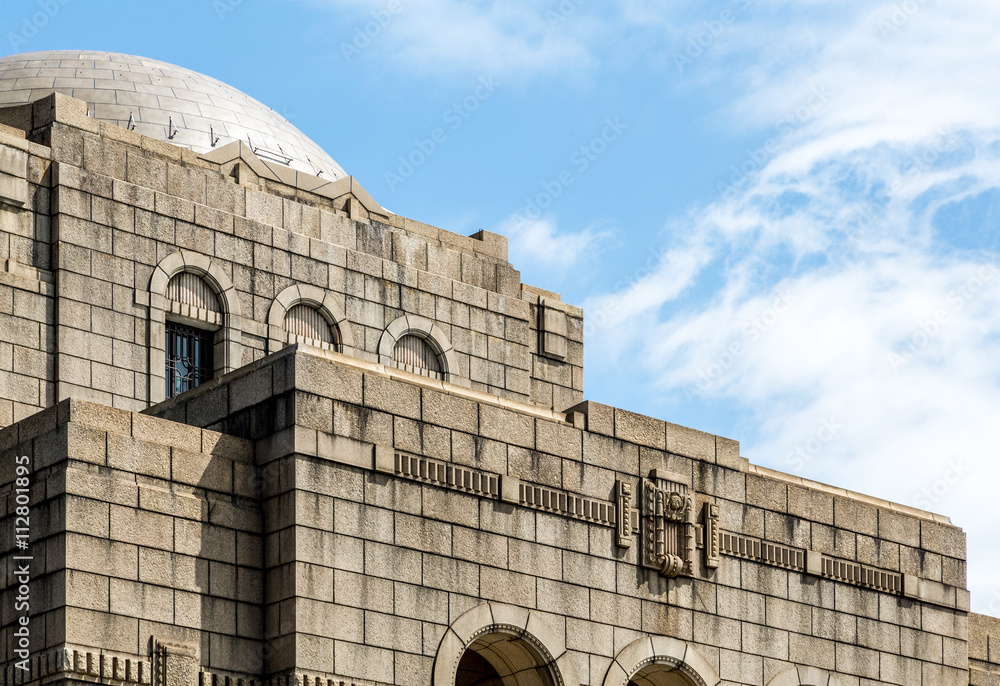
[0,50,347,180]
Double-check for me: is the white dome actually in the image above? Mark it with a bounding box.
[0,50,347,180]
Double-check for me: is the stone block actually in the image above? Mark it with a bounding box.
[329,403,390,448]
[64,422,108,467]
[741,622,789,661]
[765,596,811,635]
[878,509,921,548]
[719,650,762,685]
[364,540,421,584]
[452,526,508,568]
[65,495,110,538]
[0,144,28,207]
[111,504,174,550]
[364,372,420,420]
[833,585,879,620]
[693,461,745,503]
[293,353,364,405]
[59,398,131,435]
[364,610,423,653]
[716,436,743,470]
[921,520,966,559]
[451,431,506,473]
[295,598,364,643]
[107,433,170,479]
[64,606,138,654]
[536,418,582,460]
[746,474,787,511]
[480,567,536,607]
[65,569,110,612]
[582,432,638,474]
[833,496,878,538]
[422,553,479,596]
[479,403,534,449]
[787,485,834,525]
[132,413,202,452]
[666,422,716,462]
[590,590,641,630]
[334,569,394,614]
[422,388,478,434]
[109,579,173,625]
[834,643,880,680]
[422,486,479,528]
[716,585,766,624]
[66,533,137,580]
[171,448,232,492]
[532,578,588,620]
[393,581,449,624]
[333,641,392,684]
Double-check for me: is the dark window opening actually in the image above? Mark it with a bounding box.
[165,321,214,398]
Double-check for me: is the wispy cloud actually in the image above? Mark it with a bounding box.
[586,0,1000,612]
[312,0,606,79]
[499,214,614,276]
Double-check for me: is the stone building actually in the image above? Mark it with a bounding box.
[0,50,997,686]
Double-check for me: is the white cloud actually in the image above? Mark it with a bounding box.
[586,0,1000,613]
[499,214,613,276]
[315,0,605,78]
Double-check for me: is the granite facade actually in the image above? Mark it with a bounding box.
[0,87,996,686]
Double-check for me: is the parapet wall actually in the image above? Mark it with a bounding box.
[143,345,970,686]
[0,398,256,671]
[970,613,1000,685]
[0,92,583,426]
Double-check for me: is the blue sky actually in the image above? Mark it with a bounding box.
[5,0,1000,614]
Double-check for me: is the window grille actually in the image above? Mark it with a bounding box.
[165,321,214,398]
[166,272,220,312]
[284,304,336,346]
[393,334,441,378]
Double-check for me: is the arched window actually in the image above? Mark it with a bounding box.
[147,250,244,404]
[164,272,221,398]
[378,315,460,384]
[393,334,442,378]
[284,303,337,350]
[267,284,354,355]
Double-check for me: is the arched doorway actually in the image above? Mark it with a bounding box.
[603,636,720,686]
[433,603,576,686]
[455,629,557,686]
[626,661,698,686]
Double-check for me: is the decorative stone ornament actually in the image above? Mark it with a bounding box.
[704,502,721,569]
[641,471,696,578]
[615,480,633,548]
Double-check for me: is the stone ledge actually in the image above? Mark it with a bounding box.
[748,463,953,526]
[1,259,55,291]
[568,399,747,469]
[0,646,151,686]
[903,574,972,611]
[31,91,521,272]
[149,344,574,429]
[0,397,254,466]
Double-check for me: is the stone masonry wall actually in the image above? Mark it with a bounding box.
[0,94,584,423]
[150,347,970,686]
[0,122,55,427]
[969,613,1000,685]
[0,398,257,674]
